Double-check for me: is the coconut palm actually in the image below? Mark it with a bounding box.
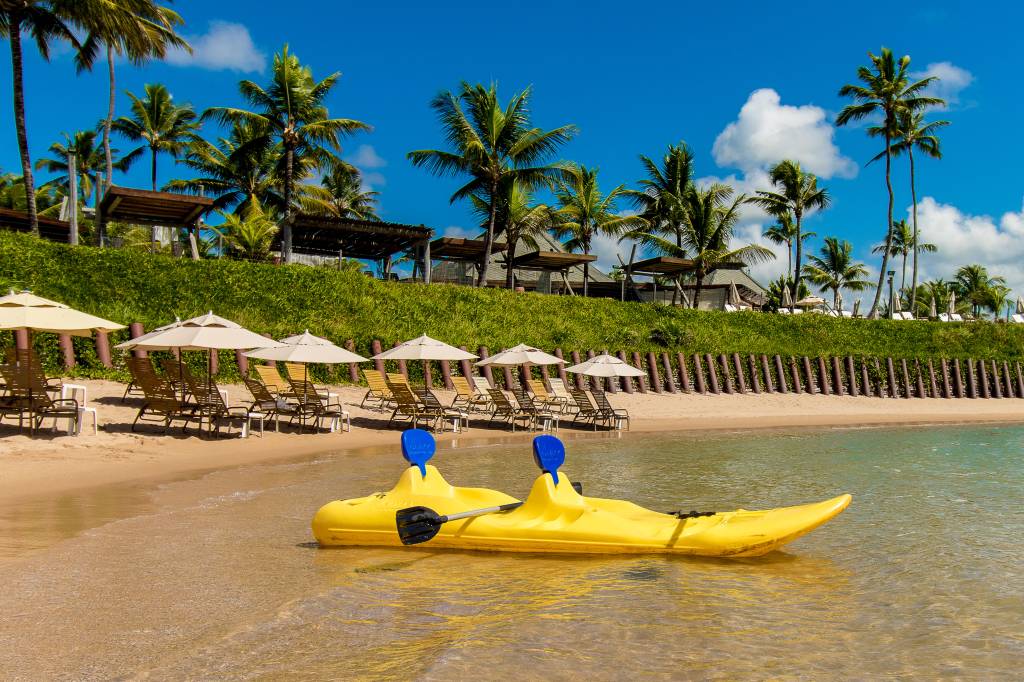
[205,46,370,262]
[762,213,816,281]
[165,122,286,214]
[953,264,1006,319]
[35,129,136,205]
[112,83,198,190]
[677,183,774,307]
[747,160,830,298]
[471,180,552,288]
[408,81,576,286]
[299,164,380,221]
[74,2,187,196]
[837,47,943,317]
[802,237,871,310]
[0,170,64,216]
[868,108,949,311]
[871,219,937,292]
[552,164,642,297]
[216,198,279,261]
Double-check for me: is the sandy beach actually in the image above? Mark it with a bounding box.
[2,378,1022,504]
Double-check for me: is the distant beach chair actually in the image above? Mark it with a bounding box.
[568,388,610,430]
[387,372,412,389]
[184,374,251,438]
[417,388,469,432]
[486,388,533,431]
[938,313,963,322]
[161,357,200,401]
[243,375,298,432]
[388,383,443,431]
[288,376,349,433]
[512,387,558,430]
[548,378,573,403]
[1010,314,1024,324]
[360,369,394,411]
[591,390,631,431]
[472,376,494,393]
[451,375,491,412]
[0,360,78,435]
[122,355,153,402]
[252,363,296,399]
[130,362,194,434]
[527,378,567,413]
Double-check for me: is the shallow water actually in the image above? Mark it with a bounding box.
[1,425,1022,679]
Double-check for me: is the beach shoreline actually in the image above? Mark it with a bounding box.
[2,379,1023,506]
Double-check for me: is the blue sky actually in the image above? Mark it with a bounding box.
[3,1,1024,298]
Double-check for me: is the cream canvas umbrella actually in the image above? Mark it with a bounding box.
[929,297,938,319]
[891,293,903,318]
[1016,296,1024,315]
[852,299,861,318]
[0,289,125,336]
[565,353,646,378]
[795,295,825,308]
[781,285,794,310]
[475,343,563,367]
[727,282,744,308]
[246,330,367,384]
[948,291,957,316]
[371,335,477,361]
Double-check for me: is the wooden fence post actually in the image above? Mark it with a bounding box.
[977,360,990,398]
[987,361,1000,398]
[661,353,677,393]
[439,357,454,390]
[479,346,495,387]
[1002,361,1015,398]
[372,340,385,375]
[616,351,634,394]
[128,322,147,358]
[873,358,885,397]
[345,340,360,382]
[914,360,926,398]
[234,348,247,377]
[95,331,113,368]
[602,349,616,392]
[953,359,966,398]
[860,359,871,397]
[647,352,662,393]
[586,350,598,391]
[927,359,939,398]
[749,355,761,393]
[940,359,952,398]
[392,342,409,381]
[553,349,570,388]
[692,354,706,394]
[719,354,733,394]
[58,334,76,369]
[802,356,816,394]
[518,364,531,391]
[790,357,803,394]
[885,357,898,397]
[539,362,552,392]
[817,357,831,396]
[632,351,648,393]
[14,328,29,351]
[677,352,691,392]
[733,353,747,393]
[964,359,977,398]
[846,356,858,396]
[458,346,473,380]
[774,355,787,393]
[707,352,723,394]
[502,350,516,390]
[570,351,584,389]
[831,356,844,395]
[1016,362,1024,398]
[424,360,434,389]
[899,359,912,398]
[761,355,774,392]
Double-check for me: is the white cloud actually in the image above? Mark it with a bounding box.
[346,144,387,169]
[165,21,266,73]
[712,88,857,180]
[359,171,386,192]
[913,197,1024,299]
[589,232,631,275]
[911,62,974,107]
[443,225,478,239]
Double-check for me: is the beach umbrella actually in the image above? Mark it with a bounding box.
[795,296,825,308]
[371,334,477,361]
[727,282,743,307]
[781,285,793,309]
[891,293,902,318]
[0,289,125,336]
[948,291,957,316]
[246,330,367,384]
[565,353,647,378]
[1016,296,1024,315]
[929,297,938,319]
[475,343,564,367]
[852,299,861,317]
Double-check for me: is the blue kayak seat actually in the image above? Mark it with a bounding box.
[402,428,435,477]
[532,434,565,485]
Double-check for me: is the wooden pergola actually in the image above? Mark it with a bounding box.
[629,256,745,277]
[282,214,434,279]
[428,236,507,262]
[505,250,598,295]
[0,208,71,243]
[97,186,215,252]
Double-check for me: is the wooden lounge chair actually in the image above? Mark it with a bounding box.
[417,388,469,432]
[568,388,611,430]
[472,377,494,394]
[512,387,558,431]
[289,377,349,433]
[527,379,568,413]
[0,361,78,435]
[184,374,251,438]
[160,357,199,401]
[252,363,296,399]
[387,372,412,390]
[243,375,298,432]
[486,388,534,431]
[360,369,394,410]
[122,355,153,402]
[591,390,630,430]
[130,360,194,433]
[451,375,491,412]
[388,382,444,431]
[548,378,573,402]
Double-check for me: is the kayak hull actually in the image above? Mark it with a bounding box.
[312,465,851,557]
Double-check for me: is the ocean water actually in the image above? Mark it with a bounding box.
[0,425,1022,679]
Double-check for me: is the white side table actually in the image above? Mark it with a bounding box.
[242,412,264,438]
[62,383,87,406]
[76,407,98,436]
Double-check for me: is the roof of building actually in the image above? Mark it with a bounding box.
[0,208,71,242]
[99,186,214,227]
[282,214,432,260]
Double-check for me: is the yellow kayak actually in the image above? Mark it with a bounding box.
[312,431,851,557]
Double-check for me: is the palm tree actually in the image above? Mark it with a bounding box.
[953,264,1006,319]
[299,165,380,220]
[871,219,937,292]
[216,199,279,261]
[869,108,949,312]
[802,237,871,310]
[837,47,942,317]
[747,160,830,299]
[408,81,576,286]
[112,83,199,190]
[74,2,187,196]
[552,164,641,297]
[677,183,774,307]
[471,180,552,288]
[165,122,286,214]
[205,45,370,262]
[0,170,64,216]
[35,129,136,205]
[762,213,816,280]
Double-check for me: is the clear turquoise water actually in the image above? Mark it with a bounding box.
[0,424,1021,679]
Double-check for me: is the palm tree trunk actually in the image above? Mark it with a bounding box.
[909,148,920,313]
[8,17,39,236]
[504,236,518,289]
[282,145,294,263]
[868,128,895,317]
[786,239,792,281]
[694,272,704,309]
[901,252,907,292]
[793,214,802,299]
[150,146,157,191]
[103,44,115,192]
[477,178,497,287]
[583,260,589,297]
